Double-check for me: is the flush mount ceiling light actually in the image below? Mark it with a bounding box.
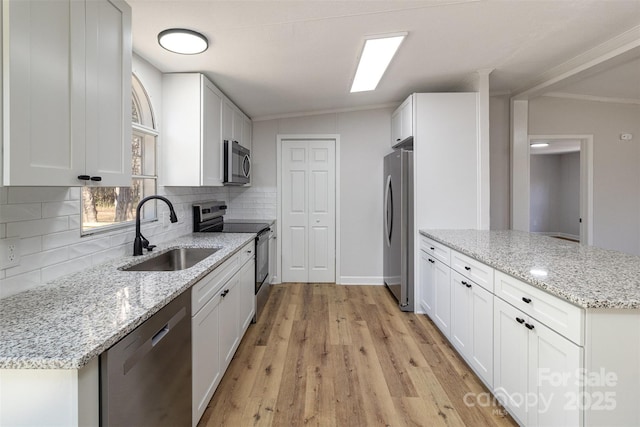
[350,32,407,93]
[158,28,208,55]
[530,142,550,148]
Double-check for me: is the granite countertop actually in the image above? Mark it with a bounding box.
[420,229,640,310]
[0,233,255,370]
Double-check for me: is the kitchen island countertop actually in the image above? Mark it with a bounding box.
[420,229,640,310]
[0,233,255,370]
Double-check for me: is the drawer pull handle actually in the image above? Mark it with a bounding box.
[522,297,532,304]
[516,317,525,324]
[430,247,435,250]
[461,280,471,288]
[464,266,471,271]
[525,323,535,330]
[221,289,230,297]
[77,175,90,181]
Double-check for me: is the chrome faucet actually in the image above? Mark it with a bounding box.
[133,195,178,256]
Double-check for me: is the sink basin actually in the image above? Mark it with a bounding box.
[121,247,219,272]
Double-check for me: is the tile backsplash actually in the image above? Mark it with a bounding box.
[0,185,275,298]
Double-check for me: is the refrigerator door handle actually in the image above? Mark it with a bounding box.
[384,175,393,247]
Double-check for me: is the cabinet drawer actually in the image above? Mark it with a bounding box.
[237,241,255,265]
[420,235,450,265]
[451,250,494,292]
[192,254,239,315]
[494,271,584,345]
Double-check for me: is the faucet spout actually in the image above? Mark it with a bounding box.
[133,195,178,256]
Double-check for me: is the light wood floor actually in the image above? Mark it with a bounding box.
[198,283,517,427]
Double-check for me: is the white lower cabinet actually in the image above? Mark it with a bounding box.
[494,297,582,427]
[450,270,493,387]
[419,250,435,316]
[192,242,255,426]
[432,258,451,338]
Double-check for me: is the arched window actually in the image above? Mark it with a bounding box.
[81,74,158,234]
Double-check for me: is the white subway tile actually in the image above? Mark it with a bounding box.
[5,246,68,277]
[0,188,7,204]
[0,224,5,239]
[43,230,82,250]
[41,255,93,283]
[6,217,69,238]
[67,187,81,201]
[7,187,72,203]
[0,270,42,299]
[42,201,80,218]
[0,203,42,223]
[68,237,112,258]
[92,245,128,264]
[69,214,81,230]
[20,236,43,256]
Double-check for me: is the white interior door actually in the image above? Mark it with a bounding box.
[281,139,335,283]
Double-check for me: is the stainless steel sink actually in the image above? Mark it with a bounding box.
[121,247,219,272]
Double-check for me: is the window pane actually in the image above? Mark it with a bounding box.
[81,180,156,233]
[132,133,143,175]
[142,133,156,175]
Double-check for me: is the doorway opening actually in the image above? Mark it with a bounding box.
[528,135,593,245]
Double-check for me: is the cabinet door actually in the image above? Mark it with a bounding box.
[84,0,132,186]
[494,298,529,425]
[269,226,277,284]
[219,275,240,371]
[233,109,243,144]
[241,116,252,150]
[400,100,413,141]
[192,293,222,426]
[222,99,234,142]
[432,258,451,338]
[470,283,493,387]
[419,250,435,316]
[528,319,582,427]
[238,259,256,333]
[202,78,223,186]
[450,271,471,355]
[3,0,85,186]
[391,109,402,146]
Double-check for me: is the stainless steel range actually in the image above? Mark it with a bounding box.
[193,201,272,321]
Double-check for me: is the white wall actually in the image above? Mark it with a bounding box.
[489,95,511,230]
[529,96,640,254]
[0,54,228,298]
[530,154,562,233]
[251,107,393,284]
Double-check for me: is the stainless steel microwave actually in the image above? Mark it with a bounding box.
[224,140,251,185]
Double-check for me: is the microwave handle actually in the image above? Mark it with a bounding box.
[243,154,251,178]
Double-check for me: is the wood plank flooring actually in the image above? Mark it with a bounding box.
[198,283,517,427]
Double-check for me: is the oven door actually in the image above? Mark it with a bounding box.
[255,229,270,292]
[224,140,251,185]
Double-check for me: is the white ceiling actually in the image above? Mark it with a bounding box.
[129,0,640,120]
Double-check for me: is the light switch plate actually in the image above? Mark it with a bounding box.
[0,238,21,269]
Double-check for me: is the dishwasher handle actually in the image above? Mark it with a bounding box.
[123,306,187,375]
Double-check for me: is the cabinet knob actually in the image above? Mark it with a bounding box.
[221,289,230,297]
[430,247,435,250]
[461,280,471,288]
[515,317,525,324]
[428,258,435,264]
[525,323,535,330]
[396,138,401,141]
[464,266,471,271]
[522,297,532,304]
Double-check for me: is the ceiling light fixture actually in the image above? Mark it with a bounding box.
[530,142,550,148]
[158,28,208,55]
[350,33,407,93]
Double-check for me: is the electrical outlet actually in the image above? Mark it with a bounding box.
[0,238,21,269]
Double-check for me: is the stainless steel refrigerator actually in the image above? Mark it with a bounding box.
[383,148,414,311]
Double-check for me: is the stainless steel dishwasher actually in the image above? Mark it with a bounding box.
[101,291,192,426]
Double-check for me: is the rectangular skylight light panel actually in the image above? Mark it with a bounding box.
[350,33,407,93]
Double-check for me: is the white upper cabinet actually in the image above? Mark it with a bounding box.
[222,97,251,149]
[2,0,132,187]
[162,73,224,186]
[390,94,413,147]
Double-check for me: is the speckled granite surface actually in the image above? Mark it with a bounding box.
[420,229,640,310]
[0,233,255,370]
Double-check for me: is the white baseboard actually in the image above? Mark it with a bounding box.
[338,276,384,285]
